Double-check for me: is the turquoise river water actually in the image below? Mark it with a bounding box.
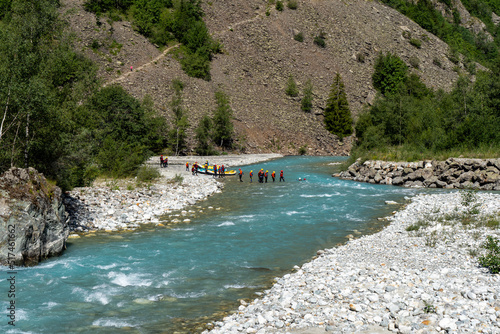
[2,156,426,333]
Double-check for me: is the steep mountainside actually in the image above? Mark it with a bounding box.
[60,0,466,155]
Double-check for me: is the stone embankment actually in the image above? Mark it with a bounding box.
[205,192,500,334]
[337,158,500,190]
[64,154,282,233]
[0,168,68,266]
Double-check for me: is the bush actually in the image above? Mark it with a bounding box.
[285,75,299,97]
[356,52,365,63]
[136,165,161,183]
[409,56,420,69]
[298,145,307,155]
[432,57,442,68]
[478,236,500,274]
[294,32,304,42]
[276,1,284,11]
[287,0,298,9]
[409,38,422,48]
[301,80,314,112]
[372,52,408,96]
[314,34,326,48]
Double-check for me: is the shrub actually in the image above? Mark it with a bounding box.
[91,39,100,50]
[294,32,304,42]
[172,174,184,184]
[276,1,284,11]
[287,0,298,9]
[356,52,365,63]
[410,38,422,48]
[478,236,500,274]
[298,145,307,155]
[301,80,314,112]
[136,165,160,183]
[433,57,442,68]
[372,52,408,95]
[314,34,326,48]
[409,56,420,69]
[285,75,299,97]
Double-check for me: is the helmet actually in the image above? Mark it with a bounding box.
[266,170,268,172]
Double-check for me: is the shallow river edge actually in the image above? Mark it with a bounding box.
[205,191,500,334]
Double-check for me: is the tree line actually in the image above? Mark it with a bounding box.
[353,52,500,160]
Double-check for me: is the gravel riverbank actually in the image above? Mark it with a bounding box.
[205,192,500,334]
[64,154,282,233]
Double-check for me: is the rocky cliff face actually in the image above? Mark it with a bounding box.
[0,168,68,266]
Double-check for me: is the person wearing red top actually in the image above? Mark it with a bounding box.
[160,155,164,168]
[279,170,285,182]
[249,170,253,183]
[271,171,276,182]
[186,162,189,171]
[264,170,268,183]
[238,169,243,182]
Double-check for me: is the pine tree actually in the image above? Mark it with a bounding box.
[324,73,353,140]
[168,79,189,155]
[212,90,234,149]
[285,74,299,97]
[195,114,214,155]
[301,80,313,112]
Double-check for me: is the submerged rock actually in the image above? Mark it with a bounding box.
[0,167,68,266]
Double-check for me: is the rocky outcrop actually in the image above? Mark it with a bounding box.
[337,158,500,190]
[0,168,68,266]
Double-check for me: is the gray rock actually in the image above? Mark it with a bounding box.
[0,168,68,266]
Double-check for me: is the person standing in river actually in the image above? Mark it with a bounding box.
[160,155,164,168]
[239,169,243,182]
[272,171,276,182]
[186,162,189,171]
[280,170,285,182]
[264,170,268,183]
[249,170,253,183]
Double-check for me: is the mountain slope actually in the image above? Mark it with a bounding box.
[61,0,464,155]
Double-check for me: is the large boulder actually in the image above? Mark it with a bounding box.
[0,168,68,266]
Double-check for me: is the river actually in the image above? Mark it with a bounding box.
[3,156,423,333]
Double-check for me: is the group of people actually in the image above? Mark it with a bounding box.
[160,156,286,183]
[185,161,227,178]
[239,168,284,183]
[160,155,168,168]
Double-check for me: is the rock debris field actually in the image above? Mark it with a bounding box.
[205,192,500,334]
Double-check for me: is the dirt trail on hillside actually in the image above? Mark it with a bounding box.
[103,7,267,87]
[104,43,180,87]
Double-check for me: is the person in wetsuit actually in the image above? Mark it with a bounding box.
[249,170,253,183]
[272,171,276,182]
[239,169,243,182]
[264,170,268,183]
[279,170,285,182]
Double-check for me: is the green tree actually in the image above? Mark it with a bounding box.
[372,52,408,96]
[301,80,313,112]
[285,74,299,97]
[324,73,353,139]
[212,90,234,149]
[168,79,189,155]
[195,113,215,155]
